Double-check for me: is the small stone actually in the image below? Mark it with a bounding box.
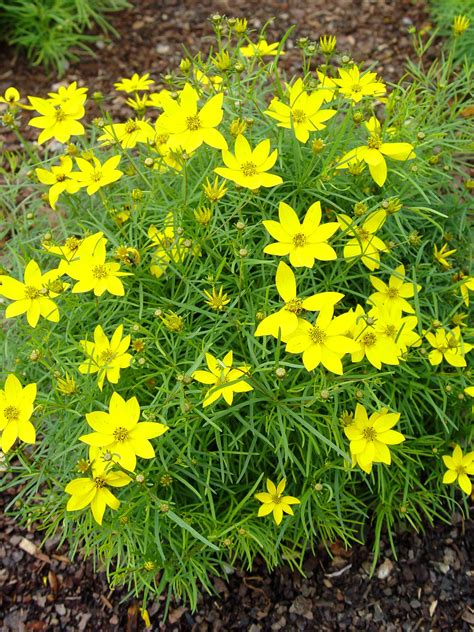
[377,558,394,579]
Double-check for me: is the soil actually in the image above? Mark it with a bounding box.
[1,1,471,631]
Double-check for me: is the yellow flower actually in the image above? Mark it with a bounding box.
[192,351,253,407]
[442,445,474,495]
[114,73,154,93]
[35,155,81,209]
[194,206,213,226]
[337,210,387,271]
[194,70,223,91]
[234,18,248,34]
[459,276,474,306]
[204,286,231,311]
[350,305,401,369]
[285,306,359,374]
[0,374,37,453]
[319,35,337,55]
[215,134,282,190]
[344,404,405,474]
[453,15,470,36]
[157,83,227,153]
[0,260,60,327]
[240,39,283,58]
[333,65,386,103]
[98,119,155,149]
[213,50,232,71]
[255,479,300,525]
[263,201,338,267]
[28,96,85,144]
[71,155,123,195]
[255,261,343,339]
[366,305,421,355]
[203,177,227,202]
[0,87,22,107]
[67,233,130,296]
[79,324,132,390]
[56,372,78,396]
[425,327,472,367]
[337,117,415,186]
[65,461,131,525]
[79,392,168,472]
[264,78,337,143]
[368,264,422,313]
[433,243,456,269]
[47,82,87,107]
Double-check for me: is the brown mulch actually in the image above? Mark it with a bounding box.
[2,2,470,631]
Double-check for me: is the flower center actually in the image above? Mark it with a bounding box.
[356,228,370,241]
[24,285,41,299]
[56,173,67,182]
[125,120,138,134]
[54,107,66,122]
[3,405,20,422]
[351,84,362,93]
[91,169,103,182]
[309,326,327,344]
[292,233,306,247]
[271,495,282,504]
[155,134,169,145]
[241,161,257,177]
[387,287,399,298]
[447,336,459,350]
[385,325,398,338]
[292,109,306,123]
[100,349,116,364]
[94,476,106,489]
[65,237,80,252]
[113,426,129,442]
[186,115,201,131]
[92,265,108,279]
[362,427,377,441]
[456,465,466,475]
[362,332,377,346]
[367,134,382,150]
[285,297,304,314]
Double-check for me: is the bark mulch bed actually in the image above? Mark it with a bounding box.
[2,1,470,631]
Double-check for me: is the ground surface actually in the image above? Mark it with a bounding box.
[1,1,472,631]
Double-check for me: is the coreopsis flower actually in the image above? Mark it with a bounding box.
[459,276,474,306]
[203,177,227,202]
[285,306,359,374]
[114,73,154,93]
[425,327,472,367]
[433,243,456,269]
[35,156,81,209]
[337,210,387,271]
[264,78,337,143]
[255,479,300,525]
[194,70,224,91]
[0,87,22,107]
[28,96,85,144]
[79,392,168,472]
[263,201,339,267]
[319,35,337,55]
[70,155,123,195]
[344,404,405,474]
[255,261,343,339]
[65,461,131,525]
[367,305,421,355]
[0,260,60,327]
[160,311,184,332]
[337,116,415,186]
[79,324,132,390]
[204,287,231,311]
[67,234,130,296]
[47,82,88,107]
[442,445,474,495]
[213,50,232,71]
[332,65,386,103]
[314,71,338,102]
[43,233,99,275]
[192,351,253,407]
[157,83,227,153]
[56,372,78,396]
[368,264,422,313]
[0,374,37,453]
[350,305,401,369]
[98,119,155,149]
[240,39,283,57]
[194,206,213,226]
[215,134,282,190]
[453,15,470,36]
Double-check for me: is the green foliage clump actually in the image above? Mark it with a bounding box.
[0,17,472,615]
[0,0,129,74]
